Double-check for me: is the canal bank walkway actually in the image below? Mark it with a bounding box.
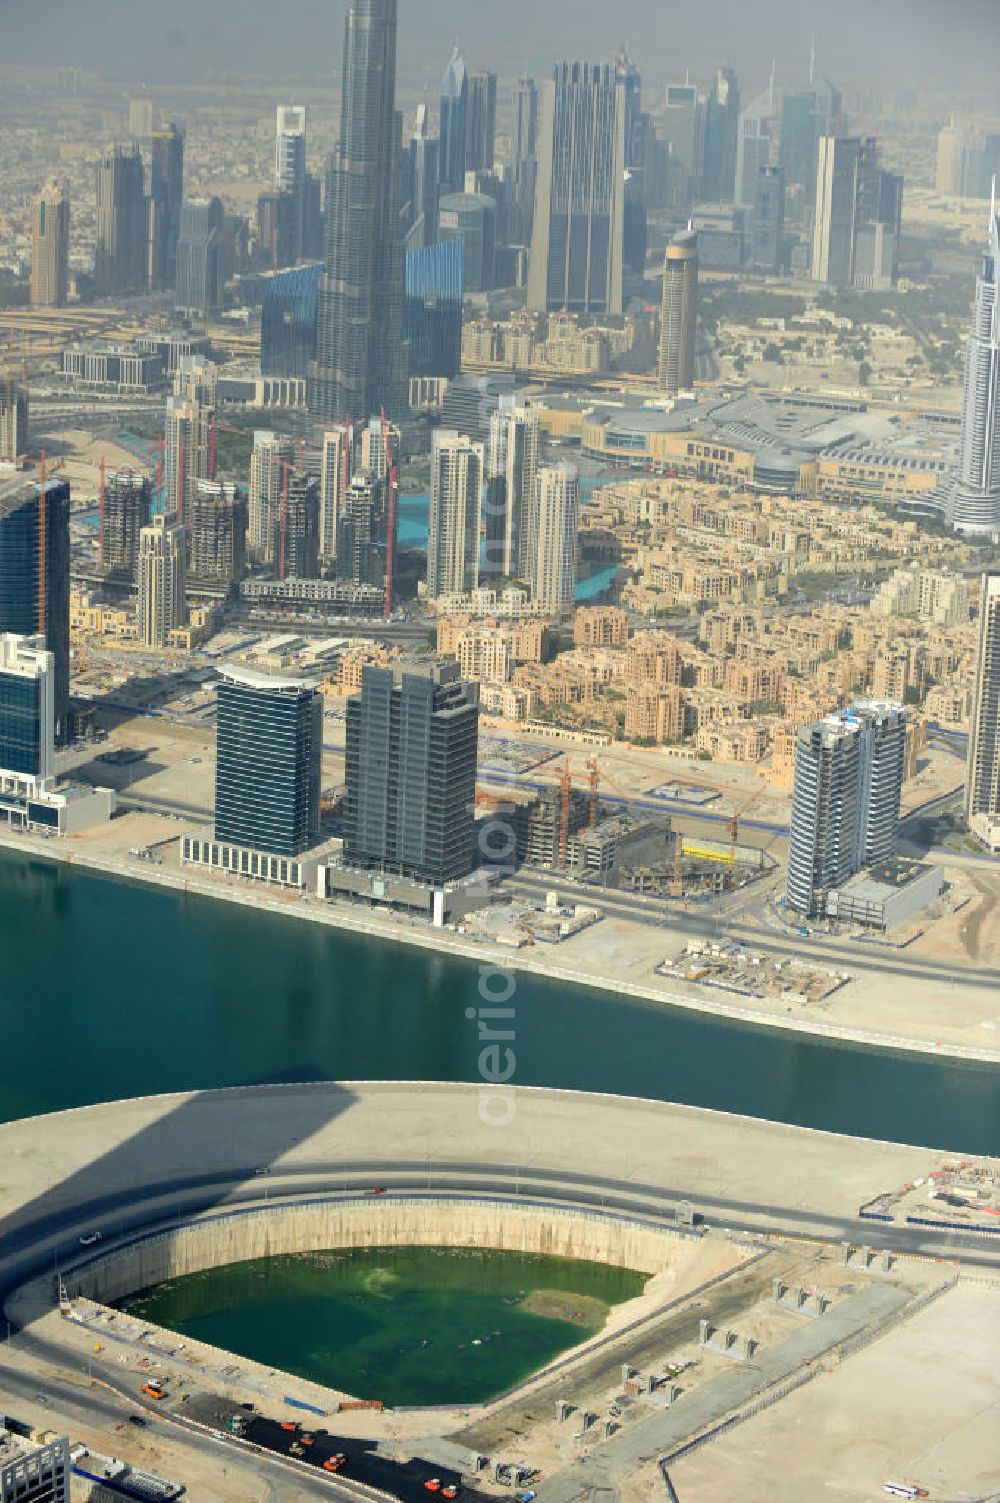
[1,822,999,1065]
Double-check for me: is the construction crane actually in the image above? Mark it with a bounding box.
[208,416,252,480]
[379,406,399,621]
[726,787,765,853]
[672,837,684,899]
[586,757,600,829]
[35,450,66,633]
[278,460,291,582]
[98,455,106,571]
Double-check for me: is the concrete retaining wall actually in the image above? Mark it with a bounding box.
[68,1198,689,1306]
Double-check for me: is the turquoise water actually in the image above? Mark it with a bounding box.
[398,480,618,601]
[125,1248,645,1406]
[0,850,998,1152]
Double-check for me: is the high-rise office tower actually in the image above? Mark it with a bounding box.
[786,702,907,918]
[439,47,469,195]
[936,122,965,194]
[484,399,540,581]
[967,572,1000,838]
[279,471,320,580]
[256,189,296,270]
[426,430,484,600]
[438,191,496,292]
[164,394,213,523]
[0,634,56,784]
[734,81,776,205]
[615,47,644,172]
[102,471,151,576]
[0,476,70,743]
[175,197,225,319]
[510,76,539,244]
[944,207,1000,536]
[260,263,322,378]
[466,70,497,173]
[0,1426,70,1503]
[777,54,843,211]
[249,429,283,563]
[275,106,307,263]
[531,462,579,614]
[189,480,247,584]
[319,428,350,562]
[0,383,28,466]
[94,142,148,295]
[747,164,786,271]
[149,122,185,287]
[309,0,406,424]
[528,62,626,315]
[137,512,186,647]
[344,659,479,886]
[404,239,463,378]
[662,81,704,197]
[31,182,70,308]
[658,231,698,394]
[402,103,440,250]
[812,136,902,289]
[702,68,740,202]
[215,667,322,858]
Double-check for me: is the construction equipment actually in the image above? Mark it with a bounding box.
[672,838,684,899]
[98,456,106,571]
[726,787,765,852]
[586,757,600,829]
[278,461,291,582]
[208,415,252,479]
[35,451,65,634]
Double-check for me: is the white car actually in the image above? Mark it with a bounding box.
[78,1231,103,1247]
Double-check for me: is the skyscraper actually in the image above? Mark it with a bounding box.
[747,165,786,271]
[275,106,307,263]
[426,430,484,600]
[102,471,151,576]
[189,480,248,584]
[466,70,497,173]
[944,206,1000,536]
[137,511,186,648]
[94,142,147,295]
[336,471,380,585]
[528,62,626,315]
[249,429,283,563]
[786,702,907,918]
[661,82,704,197]
[344,659,479,886]
[531,463,579,614]
[438,192,496,292]
[404,238,463,378]
[439,47,469,195]
[175,197,225,319]
[0,476,70,743]
[0,634,56,784]
[811,137,902,289]
[658,231,698,394]
[215,667,322,858]
[319,428,350,563]
[484,399,540,581]
[164,394,213,523]
[510,76,539,244]
[260,263,322,378]
[279,471,320,581]
[0,383,28,466]
[149,123,184,288]
[967,572,1000,841]
[702,68,740,202]
[309,0,406,424]
[402,103,439,250]
[734,82,776,205]
[31,182,70,308]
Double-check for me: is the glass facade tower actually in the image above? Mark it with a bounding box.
[215,669,322,858]
[309,0,406,424]
[344,660,479,886]
[0,479,70,743]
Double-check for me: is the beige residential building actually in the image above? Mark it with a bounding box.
[31,181,70,307]
[626,632,682,688]
[137,512,186,648]
[625,683,685,743]
[574,605,629,647]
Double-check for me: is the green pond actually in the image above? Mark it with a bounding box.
[124,1247,647,1406]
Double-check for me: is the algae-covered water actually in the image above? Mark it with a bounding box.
[125,1247,647,1406]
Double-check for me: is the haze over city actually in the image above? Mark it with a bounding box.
[1,1,1000,1501]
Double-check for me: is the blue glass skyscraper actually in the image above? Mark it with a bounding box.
[404,239,463,378]
[260,263,322,378]
[215,668,322,857]
[0,478,70,743]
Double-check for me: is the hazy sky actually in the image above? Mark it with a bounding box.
[3,0,999,96]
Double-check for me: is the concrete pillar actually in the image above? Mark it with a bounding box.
[699,1318,711,1345]
[621,1364,633,1386]
[880,1251,894,1272]
[772,1278,785,1302]
[602,1421,614,1441]
[556,1400,572,1423]
[842,1242,853,1265]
